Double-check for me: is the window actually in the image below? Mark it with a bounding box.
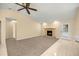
[63,24,68,33]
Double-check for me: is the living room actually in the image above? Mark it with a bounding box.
[0,3,79,56]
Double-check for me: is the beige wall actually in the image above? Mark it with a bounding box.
[74,8,79,38]
[0,22,1,44]
[41,19,74,38]
[0,18,7,55]
[15,14,41,40]
[0,9,41,40]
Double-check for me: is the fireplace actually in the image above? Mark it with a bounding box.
[44,28,56,37]
[47,31,52,36]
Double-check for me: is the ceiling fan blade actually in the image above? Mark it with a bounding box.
[18,8,25,11]
[16,3,25,8]
[26,8,30,14]
[28,8,37,11]
[22,3,24,5]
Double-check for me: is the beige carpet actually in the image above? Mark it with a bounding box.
[6,36,58,56]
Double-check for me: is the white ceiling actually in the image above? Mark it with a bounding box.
[0,3,79,23]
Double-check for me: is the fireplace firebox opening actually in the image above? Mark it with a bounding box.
[47,31,52,36]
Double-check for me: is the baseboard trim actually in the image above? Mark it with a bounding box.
[16,35,41,40]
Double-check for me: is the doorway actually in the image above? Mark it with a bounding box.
[6,18,16,39]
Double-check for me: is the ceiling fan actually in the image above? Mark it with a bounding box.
[16,3,37,14]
